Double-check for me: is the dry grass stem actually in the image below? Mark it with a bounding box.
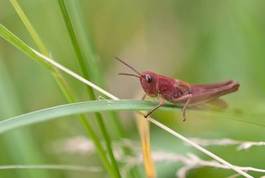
[136,113,156,178]
[190,138,265,150]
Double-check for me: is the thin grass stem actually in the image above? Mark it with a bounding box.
[57,1,121,177]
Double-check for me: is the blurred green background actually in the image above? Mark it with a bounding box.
[1,0,265,178]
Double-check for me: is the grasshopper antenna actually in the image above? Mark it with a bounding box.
[115,57,141,76]
[118,72,140,78]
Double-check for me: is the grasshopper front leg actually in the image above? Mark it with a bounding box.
[144,97,165,118]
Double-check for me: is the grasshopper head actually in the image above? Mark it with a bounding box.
[140,71,159,97]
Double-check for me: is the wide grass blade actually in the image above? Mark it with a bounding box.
[1,99,265,135]
[0,100,175,134]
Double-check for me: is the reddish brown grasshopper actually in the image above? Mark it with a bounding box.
[116,57,240,121]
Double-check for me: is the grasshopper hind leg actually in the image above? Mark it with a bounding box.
[172,92,193,121]
[180,94,192,121]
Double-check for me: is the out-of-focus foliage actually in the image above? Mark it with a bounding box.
[0,0,265,177]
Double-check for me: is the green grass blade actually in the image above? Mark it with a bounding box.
[58,0,101,83]
[57,1,121,177]
[1,99,265,135]
[0,100,174,134]
[9,0,48,55]
[62,0,128,142]
[57,0,91,81]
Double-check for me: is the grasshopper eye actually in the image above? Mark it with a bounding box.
[145,74,152,83]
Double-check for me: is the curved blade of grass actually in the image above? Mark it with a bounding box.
[0,100,177,134]
[1,99,265,135]
[57,1,121,177]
